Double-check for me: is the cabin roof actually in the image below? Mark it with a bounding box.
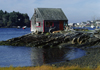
[37,8,68,20]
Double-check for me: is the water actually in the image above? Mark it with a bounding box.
[64,48,86,60]
[0,28,31,41]
[0,46,31,67]
[0,28,86,67]
[73,27,97,30]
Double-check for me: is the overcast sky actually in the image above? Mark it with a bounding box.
[0,0,100,23]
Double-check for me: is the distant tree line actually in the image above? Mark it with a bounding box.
[0,10,30,28]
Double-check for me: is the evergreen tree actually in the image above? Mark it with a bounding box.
[0,10,30,28]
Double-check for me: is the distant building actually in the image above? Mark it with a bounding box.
[31,8,68,32]
[87,21,91,24]
[96,20,100,24]
[96,20,100,26]
[77,23,80,26]
[68,23,74,26]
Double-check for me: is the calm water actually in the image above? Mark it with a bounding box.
[0,28,86,67]
[73,26,97,30]
[0,28,31,41]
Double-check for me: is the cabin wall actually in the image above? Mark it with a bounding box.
[31,18,68,32]
[44,20,68,32]
[35,9,44,32]
[31,9,44,32]
[31,16,35,32]
[36,18,43,32]
[44,20,60,32]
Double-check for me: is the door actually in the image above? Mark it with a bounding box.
[59,21,63,30]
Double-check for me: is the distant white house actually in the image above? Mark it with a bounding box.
[96,20,100,24]
[68,23,74,26]
[96,20,100,27]
[77,23,80,26]
[91,21,94,23]
[68,23,78,27]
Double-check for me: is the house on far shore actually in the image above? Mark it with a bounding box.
[96,20,100,25]
[31,8,68,33]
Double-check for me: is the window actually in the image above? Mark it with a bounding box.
[50,23,52,26]
[36,22,41,27]
[45,22,50,27]
[45,21,54,27]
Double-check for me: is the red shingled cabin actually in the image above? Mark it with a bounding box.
[31,8,68,33]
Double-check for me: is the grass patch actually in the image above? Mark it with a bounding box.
[45,32,50,35]
[0,65,100,70]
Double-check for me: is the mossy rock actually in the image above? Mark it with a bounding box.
[45,32,50,35]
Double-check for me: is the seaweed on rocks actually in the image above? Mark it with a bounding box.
[0,31,100,49]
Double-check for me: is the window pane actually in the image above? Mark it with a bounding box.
[36,22,41,26]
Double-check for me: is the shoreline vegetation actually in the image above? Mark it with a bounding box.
[0,65,100,70]
[1,29,100,69]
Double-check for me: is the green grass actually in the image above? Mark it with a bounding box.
[0,65,100,70]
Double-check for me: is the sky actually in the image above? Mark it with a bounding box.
[0,0,100,23]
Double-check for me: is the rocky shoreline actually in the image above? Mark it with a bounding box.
[0,30,99,48]
[0,29,100,68]
[53,47,100,69]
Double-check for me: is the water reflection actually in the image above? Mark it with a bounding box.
[30,47,86,65]
[43,48,70,64]
[0,46,86,67]
[30,47,43,66]
[64,48,86,60]
[30,48,70,65]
